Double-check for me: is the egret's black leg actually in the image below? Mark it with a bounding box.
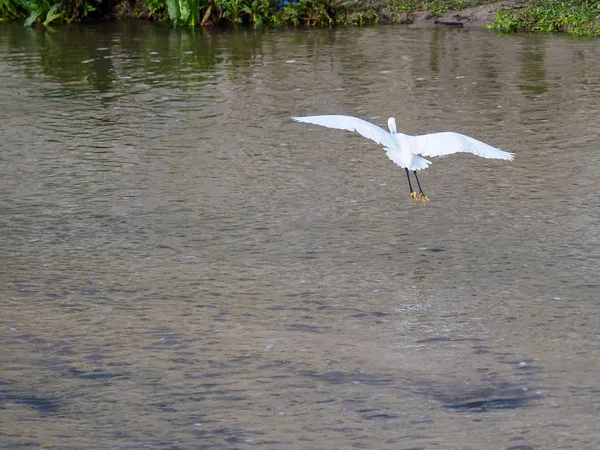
[405,168,414,193]
[413,171,430,204]
[413,171,424,194]
[405,168,418,203]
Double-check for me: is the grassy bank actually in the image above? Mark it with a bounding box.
[1,0,600,36]
[0,0,487,27]
[488,1,600,36]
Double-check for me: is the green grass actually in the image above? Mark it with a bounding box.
[488,1,600,36]
[391,0,484,14]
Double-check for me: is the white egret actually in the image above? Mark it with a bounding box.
[291,115,514,204]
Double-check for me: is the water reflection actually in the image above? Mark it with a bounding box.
[519,37,549,99]
[1,22,599,450]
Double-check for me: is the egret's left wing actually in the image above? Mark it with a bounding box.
[413,132,514,160]
[291,115,397,149]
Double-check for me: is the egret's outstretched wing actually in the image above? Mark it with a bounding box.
[413,132,514,160]
[291,115,397,149]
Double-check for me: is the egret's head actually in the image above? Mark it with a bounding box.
[387,117,397,135]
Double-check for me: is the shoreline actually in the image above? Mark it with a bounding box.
[115,0,517,28]
[2,1,600,36]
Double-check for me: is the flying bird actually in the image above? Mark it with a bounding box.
[291,115,514,204]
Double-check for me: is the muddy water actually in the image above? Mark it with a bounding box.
[1,22,599,449]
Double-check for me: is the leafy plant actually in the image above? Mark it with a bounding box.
[5,0,100,25]
[303,0,334,25]
[143,0,166,16]
[348,10,378,26]
[0,0,23,19]
[277,1,301,25]
[219,0,245,24]
[389,0,483,15]
[276,0,336,26]
[79,0,97,17]
[488,0,600,36]
[166,0,202,25]
[243,0,269,26]
[14,0,67,26]
[43,2,63,24]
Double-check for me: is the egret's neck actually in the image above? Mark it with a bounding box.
[387,117,397,135]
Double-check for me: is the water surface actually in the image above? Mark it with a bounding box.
[1,22,599,449]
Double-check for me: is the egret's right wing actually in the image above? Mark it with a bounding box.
[291,115,396,148]
[413,132,514,160]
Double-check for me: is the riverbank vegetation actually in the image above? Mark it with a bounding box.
[1,0,600,36]
[487,1,600,36]
[0,0,483,26]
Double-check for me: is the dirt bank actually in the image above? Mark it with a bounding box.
[408,1,524,28]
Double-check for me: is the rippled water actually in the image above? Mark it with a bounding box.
[1,22,599,449]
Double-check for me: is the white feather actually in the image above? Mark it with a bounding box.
[291,115,397,149]
[413,132,514,160]
[387,150,431,170]
[291,114,514,171]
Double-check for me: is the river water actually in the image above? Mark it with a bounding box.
[1,22,598,449]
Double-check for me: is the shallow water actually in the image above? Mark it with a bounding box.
[1,22,599,449]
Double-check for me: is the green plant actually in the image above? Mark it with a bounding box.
[218,0,245,24]
[487,10,519,33]
[348,10,378,26]
[43,2,63,23]
[166,0,202,25]
[243,0,269,26]
[488,0,600,36]
[303,0,335,25]
[277,2,301,25]
[143,0,166,16]
[14,0,67,26]
[0,0,23,19]
[4,0,100,25]
[389,0,483,15]
[78,0,98,18]
[276,0,337,26]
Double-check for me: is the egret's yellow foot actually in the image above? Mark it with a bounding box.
[419,193,430,204]
[410,191,419,203]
